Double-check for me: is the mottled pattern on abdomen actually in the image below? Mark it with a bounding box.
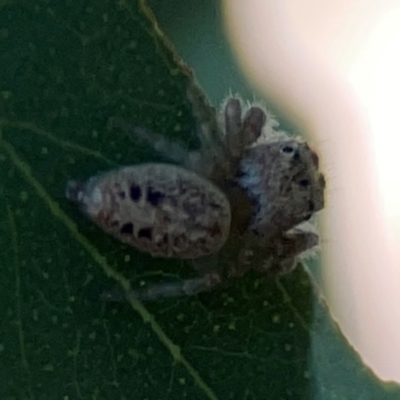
[69,164,231,258]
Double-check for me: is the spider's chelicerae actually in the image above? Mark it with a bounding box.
[66,91,325,301]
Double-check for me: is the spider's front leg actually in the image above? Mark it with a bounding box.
[185,86,268,181]
[206,98,267,184]
[102,271,223,302]
[108,116,198,167]
[223,98,266,162]
[242,228,320,277]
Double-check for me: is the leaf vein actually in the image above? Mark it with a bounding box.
[0,136,220,400]
[2,120,117,166]
[5,198,36,400]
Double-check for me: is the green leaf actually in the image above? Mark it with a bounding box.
[0,1,399,400]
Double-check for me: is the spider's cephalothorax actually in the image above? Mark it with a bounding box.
[66,92,326,301]
[237,138,325,238]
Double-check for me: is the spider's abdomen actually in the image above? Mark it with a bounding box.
[66,163,231,258]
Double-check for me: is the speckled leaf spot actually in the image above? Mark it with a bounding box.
[66,163,231,258]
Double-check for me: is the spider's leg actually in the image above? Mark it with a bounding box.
[222,101,267,181]
[240,106,267,147]
[265,258,298,277]
[247,229,319,277]
[270,229,319,260]
[186,81,223,151]
[101,272,222,302]
[109,116,197,166]
[185,82,229,178]
[223,100,266,159]
[223,97,243,158]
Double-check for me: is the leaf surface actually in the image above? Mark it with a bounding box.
[0,1,399,400]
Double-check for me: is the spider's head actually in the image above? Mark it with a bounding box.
[237,140,326,237]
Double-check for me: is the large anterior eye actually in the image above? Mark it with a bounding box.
[298,178,310,187]
[281,145,294,153]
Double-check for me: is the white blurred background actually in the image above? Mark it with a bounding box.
[148,0,400,386]
[223,0,400,383]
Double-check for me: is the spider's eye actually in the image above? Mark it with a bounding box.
[281,145,294,153]
[299,178,310,187]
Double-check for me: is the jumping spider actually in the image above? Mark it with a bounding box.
[66,87,325,302]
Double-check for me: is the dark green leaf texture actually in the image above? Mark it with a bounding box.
[0,1,399,399]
